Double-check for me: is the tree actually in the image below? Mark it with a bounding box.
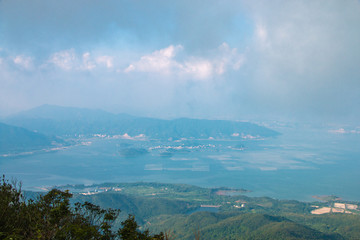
[0,176,29,239]
[0,175,165,240]
[118,215,165,240]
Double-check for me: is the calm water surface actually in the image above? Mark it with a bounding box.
[1,126,359,201]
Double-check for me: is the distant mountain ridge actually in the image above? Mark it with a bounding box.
[0,122,63,154]
[4,105,280,139]
[6,104,135,121]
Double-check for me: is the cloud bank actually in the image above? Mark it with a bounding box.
[0,0,359,123]
[124,44,244,80]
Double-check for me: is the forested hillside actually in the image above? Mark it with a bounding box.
[62,182,360,239]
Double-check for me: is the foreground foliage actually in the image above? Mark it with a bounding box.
[0,176,165,240]
[2,177,360,239]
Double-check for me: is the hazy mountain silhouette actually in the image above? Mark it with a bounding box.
[5,105,279,139]
[0,122,63,153]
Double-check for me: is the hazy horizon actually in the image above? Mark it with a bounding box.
[1,104,358,127]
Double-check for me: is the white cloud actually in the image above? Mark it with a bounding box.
[215,43,246,72]
[256,24,267,41]
[81,53,114,70]
[49,50,115,71]
[124,45,182,74]
[96,55,113,68]
[13,55,33,69]
[255,23,270,50]
[49,49,77,70]
[124,64,135,72]
[6,44,245,81]
[124,43,245,80]
[182,59,213,80]
[82,52,96,70]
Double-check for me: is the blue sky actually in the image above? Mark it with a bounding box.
[0,0,359,123]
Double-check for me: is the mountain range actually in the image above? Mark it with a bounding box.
[0,122,63,154]
[3,105,279,139]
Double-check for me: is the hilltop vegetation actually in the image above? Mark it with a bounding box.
[149,212,343,240]
[74,192,196,225]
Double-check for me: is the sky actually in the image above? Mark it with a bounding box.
[0,0,359,123]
